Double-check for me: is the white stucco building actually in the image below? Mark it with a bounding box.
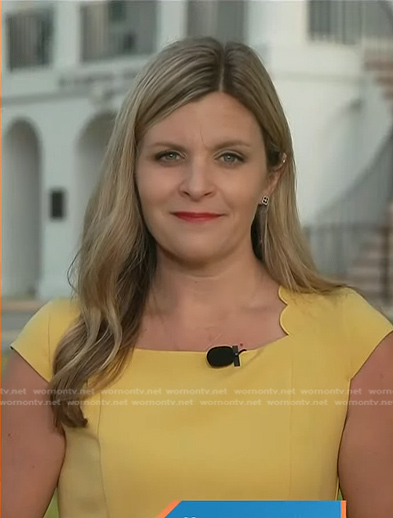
[2,0,393,302]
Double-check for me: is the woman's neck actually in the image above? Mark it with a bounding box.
[148,249,275,320]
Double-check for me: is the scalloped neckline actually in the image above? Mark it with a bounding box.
[132,285,291,355]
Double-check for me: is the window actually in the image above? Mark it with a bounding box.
[308,0,361,44]
[7,8,53,70]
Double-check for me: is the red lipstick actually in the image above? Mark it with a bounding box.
[172,212,222,222]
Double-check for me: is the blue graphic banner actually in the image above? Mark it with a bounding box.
[157,500,346,518]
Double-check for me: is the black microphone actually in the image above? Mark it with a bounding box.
[206,345,247,368]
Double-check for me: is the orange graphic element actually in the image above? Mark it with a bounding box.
[341,500,347,518]
[155,500,182,518]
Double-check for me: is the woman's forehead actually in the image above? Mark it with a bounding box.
[141,93,262,147]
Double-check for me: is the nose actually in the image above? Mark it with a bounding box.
[179,159,216,200]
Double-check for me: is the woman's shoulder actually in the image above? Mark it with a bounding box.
[317,286,391,324]
[9,296,82,382]
[282,284,387,318]
[282,284,393,380]
[30,296,81,333]
[281,284,393,341]
[45,295,81,321]
[13,296,80,336]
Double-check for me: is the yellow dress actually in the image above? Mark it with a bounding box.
[10,286,393,518]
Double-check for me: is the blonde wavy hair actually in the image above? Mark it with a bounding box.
[50,37,345,429]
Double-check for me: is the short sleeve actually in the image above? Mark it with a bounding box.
[341,288,393,380]
[10,297,79,383]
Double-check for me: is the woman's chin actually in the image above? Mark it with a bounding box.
[161,246,225,267]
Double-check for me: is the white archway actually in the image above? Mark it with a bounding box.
[75,112,115,241]
[2,120,41,297]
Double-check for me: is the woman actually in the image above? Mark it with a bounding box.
[3,37,393,518]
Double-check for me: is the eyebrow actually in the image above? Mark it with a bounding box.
[144,140,253,151]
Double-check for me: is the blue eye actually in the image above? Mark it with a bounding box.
[220,153,244,164]
[155,151,180,162]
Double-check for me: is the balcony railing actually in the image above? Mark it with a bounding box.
[304,129,393,305]
[81,1,157,62]
[308,0,393,51]
[6,8,54,71]
[304,222,393,306]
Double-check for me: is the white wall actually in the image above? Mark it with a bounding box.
[246,0,308,48]
[267,44,363,223]
[357,73,392,174]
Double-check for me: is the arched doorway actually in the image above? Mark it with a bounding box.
[2,120,41,297]
[75,112,116,241]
